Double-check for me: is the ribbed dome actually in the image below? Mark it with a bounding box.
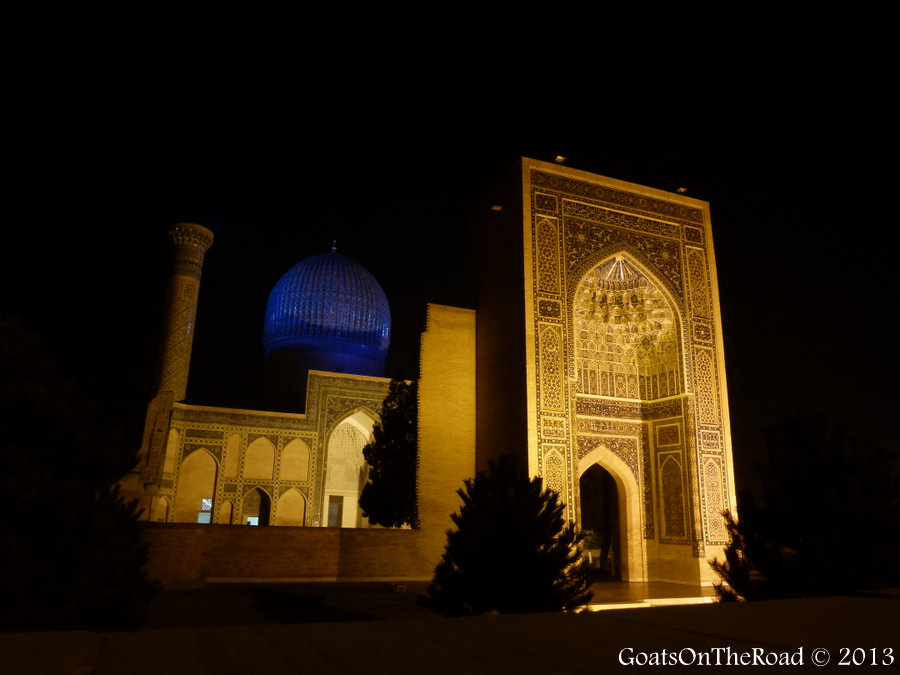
[263,251,391,360]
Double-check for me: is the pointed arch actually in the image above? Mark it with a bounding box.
[580,464,619,577]
[568,245,685,315]
[275,489,306,526]
[703,458,727,542]
[660,455,687,539]
[572,252,685,401]
[281,439,310,481]
[245,436,276,480]
[241,487,271,526]
[577,445,647,582]
[173,448,217,523]
[217,500,234,524]
[332,406,379,436]
[151,496,170,523]
[322,408,377,528]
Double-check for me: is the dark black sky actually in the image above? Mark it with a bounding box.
[5,32,897,491]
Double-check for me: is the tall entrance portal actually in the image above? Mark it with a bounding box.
[471,158,737,585]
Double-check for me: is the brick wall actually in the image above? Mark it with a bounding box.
[417,304,477,571]
[141,523,433,586]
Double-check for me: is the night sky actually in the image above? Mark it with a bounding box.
[5,36,897,493]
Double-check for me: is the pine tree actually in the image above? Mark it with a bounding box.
[427,455,592,616]
[359,379,418,528]
[708,510,773,601]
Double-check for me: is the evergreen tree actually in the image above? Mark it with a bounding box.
[426,455,592,616]
[359,379,418,528]
[709,510,775,601]
[0,317,158,630]
[711,413,900,600]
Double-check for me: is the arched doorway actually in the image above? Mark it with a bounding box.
[322,410,376,528]
[577,447,647,582]
[580,463,619,579]
[243,487,271,526]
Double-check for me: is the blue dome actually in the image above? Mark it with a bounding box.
[263,251,391,363]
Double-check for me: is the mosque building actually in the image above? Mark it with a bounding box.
[126,158,737,587]
[130,229,393,530]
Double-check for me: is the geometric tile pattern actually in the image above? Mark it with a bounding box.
[527,163,735,561]
[151,372,390,527]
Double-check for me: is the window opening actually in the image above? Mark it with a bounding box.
[197,497,213,524]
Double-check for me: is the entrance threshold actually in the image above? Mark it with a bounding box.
[584,580,718,612]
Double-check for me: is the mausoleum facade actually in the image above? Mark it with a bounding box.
[126,158,736,587]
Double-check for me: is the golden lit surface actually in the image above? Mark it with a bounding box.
[418,304,477,570]
[133,161,736,590]
[515,158,737,585]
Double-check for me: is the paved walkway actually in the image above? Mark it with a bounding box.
[2,585,897,673]
[137,579,718,628]
[586,579,718,608]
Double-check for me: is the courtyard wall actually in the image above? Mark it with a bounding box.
[142,523,433,586]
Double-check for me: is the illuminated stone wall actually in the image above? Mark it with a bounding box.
[417,304,477,570]
[143,371,390,528]
[132,168,735,586]
[526,159,735,583]
[471,158,736,585]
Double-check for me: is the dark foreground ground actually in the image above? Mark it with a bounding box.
[1,582,897,673]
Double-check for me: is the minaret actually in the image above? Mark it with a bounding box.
[125,223,214,515]
[156,222,214,401]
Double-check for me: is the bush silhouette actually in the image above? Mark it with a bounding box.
[427,455,592,615]
[711,413,900,600]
